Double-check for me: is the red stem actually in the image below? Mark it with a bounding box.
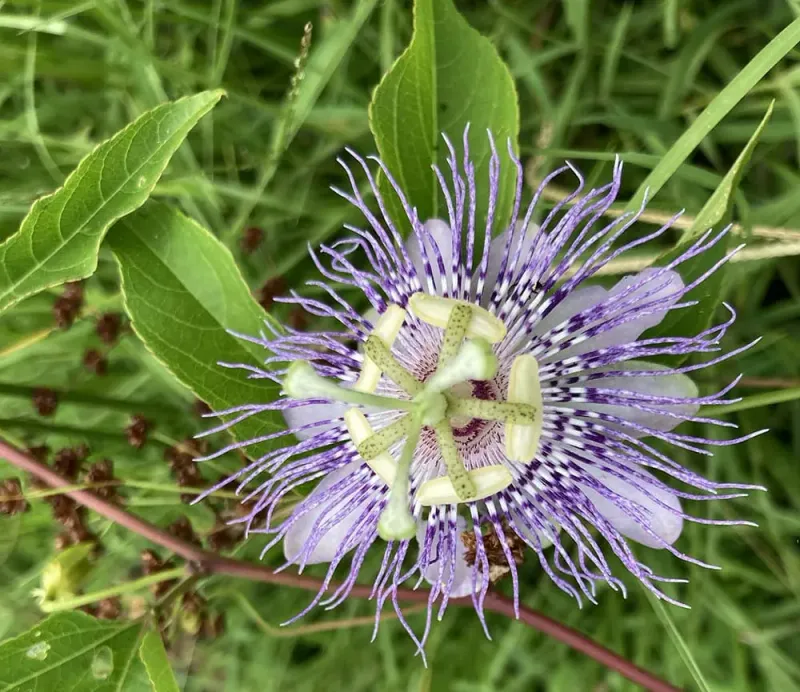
[0,438,679,692]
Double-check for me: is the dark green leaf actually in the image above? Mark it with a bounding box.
[0,90,224,314]
[369,0,519,239]
[0,612,145,691]
[107,202,281,459]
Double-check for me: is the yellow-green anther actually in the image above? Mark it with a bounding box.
[416,465,513,506]
[425,338,498,393]
[433,421,476,501]
[408,293,507,344]
[355,304,407,393]
[505,354,544,463]
[364,335,423,395]
[438,303,472,365]
[344,408,396,485]
[377,418,422,541]
[284,361,415,412]
[448,396,539,424]
[356,414,412,460]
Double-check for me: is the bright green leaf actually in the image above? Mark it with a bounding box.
[139,630,179,692]
[626,16,800,210]
[107,202,282,459]
[0,90,224,314]
[647,103,773,354]
[369,0,519,239]
[0,612,145,691]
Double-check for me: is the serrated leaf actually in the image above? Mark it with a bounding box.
[0,90,224,314]
[0,612,145,691]
[369,0,519,239]
[647,102,773,355]
[139,630,179,692]
[107,202,282,459]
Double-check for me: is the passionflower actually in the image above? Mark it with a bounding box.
[198,127,761,649]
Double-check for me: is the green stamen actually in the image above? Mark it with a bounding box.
[356,414,412,460]
[284,361,415,412]
[438,303,472,365]
[433,421,476,500]
[377,417,422,541]
[448,397,539,424]
[364,336,423,395]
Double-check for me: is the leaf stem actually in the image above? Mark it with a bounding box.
[39,567,187,613]
[0,436,679,692]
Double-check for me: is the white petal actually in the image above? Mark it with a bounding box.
[480,223,540,306]
[577,269,685,356]
[406,219,453,292]
[531,284,608,338]
[582,464,683,548]
[283,461,364,564]
[573,360,699,436]
[283,401,349,441]
[417,516,475,598]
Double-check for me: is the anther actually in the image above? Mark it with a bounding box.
[344,409,396,485]
[416,465,513,506]
[408,293,507,344]
[505,354,544,463]
[355,305,407,393]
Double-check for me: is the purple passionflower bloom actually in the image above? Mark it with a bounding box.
[198,127,762,651]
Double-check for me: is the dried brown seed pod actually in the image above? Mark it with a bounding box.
[461,521,526,584]
[95,312,122,345]
[32,388,58,416]
[83,348,107,376]
[257,276,286,311]
[167,516,201,548]
[0,479,28,515]
[84,459,118,503]
[241,226,264,254]
[125,415,150,449]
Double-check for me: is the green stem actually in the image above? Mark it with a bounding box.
[377,417,422,540]
[449,397,539,424]
[356,414,412,459]
[438,304,471,365]
[364,336,423,395]
[39,566,187,613]
[433,421,476,500]
[0,382,181,417]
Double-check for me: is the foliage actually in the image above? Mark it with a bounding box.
[1,1,800,691]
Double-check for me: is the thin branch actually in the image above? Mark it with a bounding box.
[0,437,680,692]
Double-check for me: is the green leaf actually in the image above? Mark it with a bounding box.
[626,16,800,210]
[369,0,519,239]
[0,90,224,314]
[107,202,282,459]
[0,612,145,691]
[139,630,179,692]
[647,103,773,353]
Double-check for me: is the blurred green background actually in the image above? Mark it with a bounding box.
[1,1,800,690]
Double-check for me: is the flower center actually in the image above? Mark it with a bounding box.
[282,293,544,541]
